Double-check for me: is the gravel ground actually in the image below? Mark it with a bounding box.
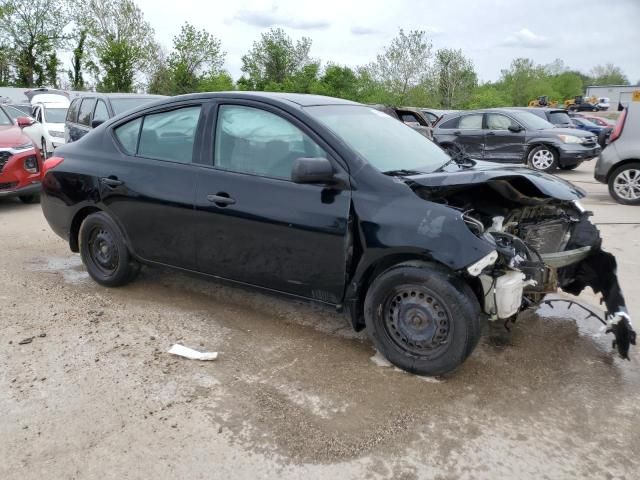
[1,161,639,479]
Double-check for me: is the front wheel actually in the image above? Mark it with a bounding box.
[527,145,558,172]
[364,262,481,376]
[608,163,640,205]
[79,211,140,287]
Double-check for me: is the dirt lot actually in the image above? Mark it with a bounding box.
[1,162,639,479]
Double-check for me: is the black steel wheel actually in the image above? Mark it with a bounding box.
[79,211,139,287]
[364,261,481,376]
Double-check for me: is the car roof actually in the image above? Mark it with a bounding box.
[158,91,359,108]
[509,107,568,113]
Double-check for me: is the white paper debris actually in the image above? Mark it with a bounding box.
[370,351,392,367]
[168,344,218,361]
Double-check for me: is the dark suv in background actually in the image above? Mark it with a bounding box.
[65,93,165,143]
[432,108,600,172]
[510,107,574,128]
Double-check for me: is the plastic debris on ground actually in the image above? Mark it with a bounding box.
[168,344,218,361]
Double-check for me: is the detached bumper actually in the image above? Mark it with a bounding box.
[558,145,601,166]
[0,181,41,198]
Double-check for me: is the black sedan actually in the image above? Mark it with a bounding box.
[40,93,634,374]
[432,108,601,172]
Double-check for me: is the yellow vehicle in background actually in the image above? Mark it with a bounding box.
[564,95,601,111]
[528,96,558,108]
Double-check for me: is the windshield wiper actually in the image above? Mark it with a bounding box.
[383,169,423,177]
[434,155,476,173]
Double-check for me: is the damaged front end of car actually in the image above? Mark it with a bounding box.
[409,165,636,359]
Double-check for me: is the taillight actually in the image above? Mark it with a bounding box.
[43,156,64,173]
[609,109,626,143]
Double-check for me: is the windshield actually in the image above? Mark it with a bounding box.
[3,106,26,120]
[548,111,572,125]
[111,97,158,116]
[0,108,12,125]
[44,107,68,123]
[306,105,450,172]
[512,111,555,130]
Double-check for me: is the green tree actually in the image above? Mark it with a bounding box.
[432,48,477,108]
[466,83,511,109]
[0,0,70,87]
[45,52,60,88]
[372,29,433,104]
[79,0,156,92]
[550,71,583,100]
[198,72,234,92]
[499,58,553,105]
[313,64,359,99]
[68,30,87,90]
[588,63,629,85]
[0,43,13,86]
[240,28,313,90]
[167,22,225,95]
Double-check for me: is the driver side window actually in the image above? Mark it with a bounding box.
[214,105,326,180]
[486,113,515,130]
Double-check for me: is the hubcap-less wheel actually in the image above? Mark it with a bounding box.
[531,149,554,170]
[88,228,119,275]
[613,168,640,201]
[384,286,452,357]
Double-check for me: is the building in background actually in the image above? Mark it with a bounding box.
[586,84,640,108]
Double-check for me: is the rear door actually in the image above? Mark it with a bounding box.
[452,113,485,158]
[192,101,352,303]
[483,113,526,163]
[100,102,204,269]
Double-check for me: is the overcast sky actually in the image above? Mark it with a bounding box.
[136,0,640,84]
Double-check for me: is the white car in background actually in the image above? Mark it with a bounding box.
[0,104,48,158]
[25,89,70,157]
[597,97,611,111]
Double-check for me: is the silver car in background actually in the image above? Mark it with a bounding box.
[595,100,640,205]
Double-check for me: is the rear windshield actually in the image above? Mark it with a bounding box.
[548,111,572,124]
[111,98,158,116]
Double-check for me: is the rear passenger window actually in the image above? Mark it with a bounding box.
[114,118,142,155]
[78,98,96,126]
[438,117,459,129]
[66,98,80,122]
[138,106,201,163]
[458,114,483,129]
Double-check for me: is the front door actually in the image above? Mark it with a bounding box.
[100,103,204,269]
[193,102,352,303]
[483,113,527,163]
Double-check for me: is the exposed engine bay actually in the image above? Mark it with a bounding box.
[412,176,637,359]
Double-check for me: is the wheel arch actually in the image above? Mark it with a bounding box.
[347,253,479,332]
[605,158,640,183]
[69,206,103,252]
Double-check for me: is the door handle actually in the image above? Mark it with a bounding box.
[453,131,461,136]
[100,177,124,187]
[207,194,236,206]
[485,131,496,136]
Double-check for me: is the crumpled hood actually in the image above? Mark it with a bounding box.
[409,161,586,201]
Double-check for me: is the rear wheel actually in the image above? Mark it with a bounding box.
[608,163,640,205]
[527,145,558,172]
[79,211,139,286]
[364,262,481,376]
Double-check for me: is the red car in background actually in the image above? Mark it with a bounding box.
[0,108,43,203]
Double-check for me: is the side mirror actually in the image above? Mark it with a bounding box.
[508,124,523,133]
[91,119,105,129]
[291,157,335,184]
[17,116,35,128]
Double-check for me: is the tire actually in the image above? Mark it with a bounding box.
[19,195,37,204]
[560,163,580,171]
[79,211,139,287]
[527,145,558,172]
[608,162,640,206]
[364,262,481,376]
[41,138,48,160]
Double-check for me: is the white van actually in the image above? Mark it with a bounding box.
[25,89,70,157]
